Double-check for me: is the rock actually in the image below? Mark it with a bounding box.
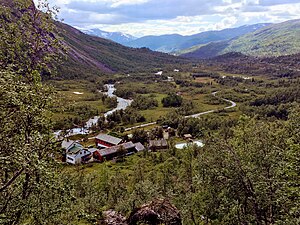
[101,199,182,225]
[102,210,127,225]
[127,199,182,225]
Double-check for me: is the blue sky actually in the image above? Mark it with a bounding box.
[38,0,300,37]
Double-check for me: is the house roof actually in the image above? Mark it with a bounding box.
[88,148,98,153]
[61,140,75,150]
[98,141,135,157]
[134,142,145,152]
[149,139,168,148]
[95,133,122,145]
[67,144,83,155]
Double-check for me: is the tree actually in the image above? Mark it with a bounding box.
[193,115,299,224]
[132,129,148,145]
[0,1,70,224]
[117,145,127,162]
[0,0,63,81]
[162,93,183,107]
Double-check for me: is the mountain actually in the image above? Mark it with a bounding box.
[80,28,137,45]
[1,0,187,79]
[223,19,300,57]
[125,34,186,53]
[183,19,300,59]
[125,24,270,53]
[56,23,186,79]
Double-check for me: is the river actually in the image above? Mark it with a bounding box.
[55,84,132,138]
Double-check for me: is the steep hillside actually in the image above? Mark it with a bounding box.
[182,40,231,59]
[1,0,186,80]
[125,24,270,53]
[56,22,187,79]
[183,19,300,59]
[223,19,300,57]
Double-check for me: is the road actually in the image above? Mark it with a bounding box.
[125,91,237,131]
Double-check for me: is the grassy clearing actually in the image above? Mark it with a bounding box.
[49,80,109,127]
[138,93,173,121]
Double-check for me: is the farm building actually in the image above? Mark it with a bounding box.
[149,139,168,151]
[96,142,145,162]
[134,142,145,152]
[95,133,122,148]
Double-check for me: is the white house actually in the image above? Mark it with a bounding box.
[65,143,91,164]
[155,71,163,75]
[167,76,174,82]
[61,140,77,151]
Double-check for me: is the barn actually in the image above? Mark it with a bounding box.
[95,133,122,148]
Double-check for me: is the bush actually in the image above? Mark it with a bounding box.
[162,93,183,107]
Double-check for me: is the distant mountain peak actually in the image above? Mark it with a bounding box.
[79,28,137,45]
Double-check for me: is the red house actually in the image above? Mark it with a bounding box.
[95,133,122,148]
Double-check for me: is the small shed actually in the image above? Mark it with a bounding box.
[134,142,145,152]
[183,134,193,140]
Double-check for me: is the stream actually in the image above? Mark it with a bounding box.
[55,84,132,138]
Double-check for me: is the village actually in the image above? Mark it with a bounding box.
[61,128,202,165]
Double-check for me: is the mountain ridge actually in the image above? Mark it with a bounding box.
[124,23,271,53]
[182,19,300,59]
[56,22,187,79]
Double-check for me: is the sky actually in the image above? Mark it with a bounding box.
[37,0,300,37]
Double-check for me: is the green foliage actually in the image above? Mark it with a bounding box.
[0,0,63,80]
[0,71,71,224]
[0,1,71,224]
[103,96,118,109]
[132,129,148,145]
[162,93,183,107]
[224,20,300,57]
[131,95,158,110]
[106,108,146,127]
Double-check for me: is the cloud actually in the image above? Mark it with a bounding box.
[259,0,300,6]
[65,0,223,21]
[41,0,300,36]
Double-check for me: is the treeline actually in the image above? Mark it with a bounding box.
[158,111,237,137]
[106,108,146,127]
[241,84,300,120]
